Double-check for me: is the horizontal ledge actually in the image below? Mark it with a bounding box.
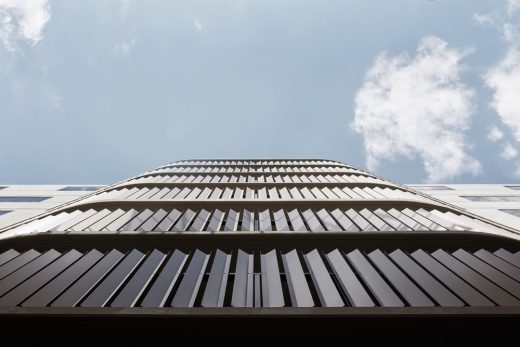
[1,306,520,317]
[63,198,444,213]
[1,231,518,253]
[157,163,353,169]
[108,181,401,191]
[135,170,376,179]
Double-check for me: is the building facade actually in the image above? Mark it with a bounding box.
[0,160,519,342]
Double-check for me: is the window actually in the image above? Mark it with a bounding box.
[59,186,103,192]
[0,186,6,190]
[0,210,11,216]
[500,209,520,217]
[408,185,453,191]
[0,197,50,202]
[462,196,520,202]
[505,186,520,190]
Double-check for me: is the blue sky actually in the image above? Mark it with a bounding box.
[1,0,520,184]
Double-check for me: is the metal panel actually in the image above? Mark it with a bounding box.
[401,208,446,231]
[171,209,197,231]
[0,250,20,267]
[119,209,154,231]
[85,209,126,231]
[268,187,279,199]
[137,209,168,231]
[52,250,124,307]
[372,209,411,231]
[326,249,374,307]
[302,209,325,232]
[289,187,303,199]
[411,249,493,306]
[474,249,520,282]
[231,250,254,307]
[81,249,145,307]
[154,209,182,231]
[0,250,40,280]
[161,187,180,199]
[241,210,254,231]
[432,250,519,306]
[495,249,520,268]
[223,210,239,231]
[260,250,284,307]
[68,209,113,231]
[198,187,212,200]
[359,209,393,231]
[171,250,209,307]
[304,249,343,307]
[233,188,243,199]
[0,250,83,306]
[22,250,104,307]
[186,187,202,199]
[273,209,289,231]
[173,187,191,200]
[344,209,373,231]
[452,249,520,300]
[316,209,341,231]
[102,209,139,231]
[50,209,98,231]
[202,250,231,307]
[330,209,360,232]
[141,250,188,307]
[258,188,268,199]
[206,209,225,232]
[282,250,313,307]
[389,249,463,307]
[287,209,307,231]
[0,250,61,297]
[387,208,429,231]
[189,209,211,231]
[258,209,272,231]
[111,250,166,307]
[368,249,434,307]
[346,249,404,307]
[221,188,233,199]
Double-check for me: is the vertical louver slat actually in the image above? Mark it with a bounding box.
[304,249,343,307]
[81,250,145,307]
[141,250,188,307]
[201,250,231,307]
[325,249,374,307]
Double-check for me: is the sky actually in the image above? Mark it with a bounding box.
[1,0,520,185]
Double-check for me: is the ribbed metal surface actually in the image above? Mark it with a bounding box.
[4,207,490,234]
[93,186,416,201]
[127,173,385,185]
[0,247,519,308]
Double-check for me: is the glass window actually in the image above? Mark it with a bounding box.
[505,186,520,190]
[0,210,11,216]
[462,196,520,202]
[408,185,453,191]
[500,209,520,217]
[0,186,6,190]
[59,186,103,191]
[0,197,50,202]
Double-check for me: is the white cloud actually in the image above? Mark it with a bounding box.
[120,0,135,19]
[113,38,137,57]
[473,13,495,26]
[487,126,504,142]
[0,0,50,53]
[194,19,203,32]
[508,0,520,15]
[502,142,518,159]
[353,36,480,183]
[484,46,520,142]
